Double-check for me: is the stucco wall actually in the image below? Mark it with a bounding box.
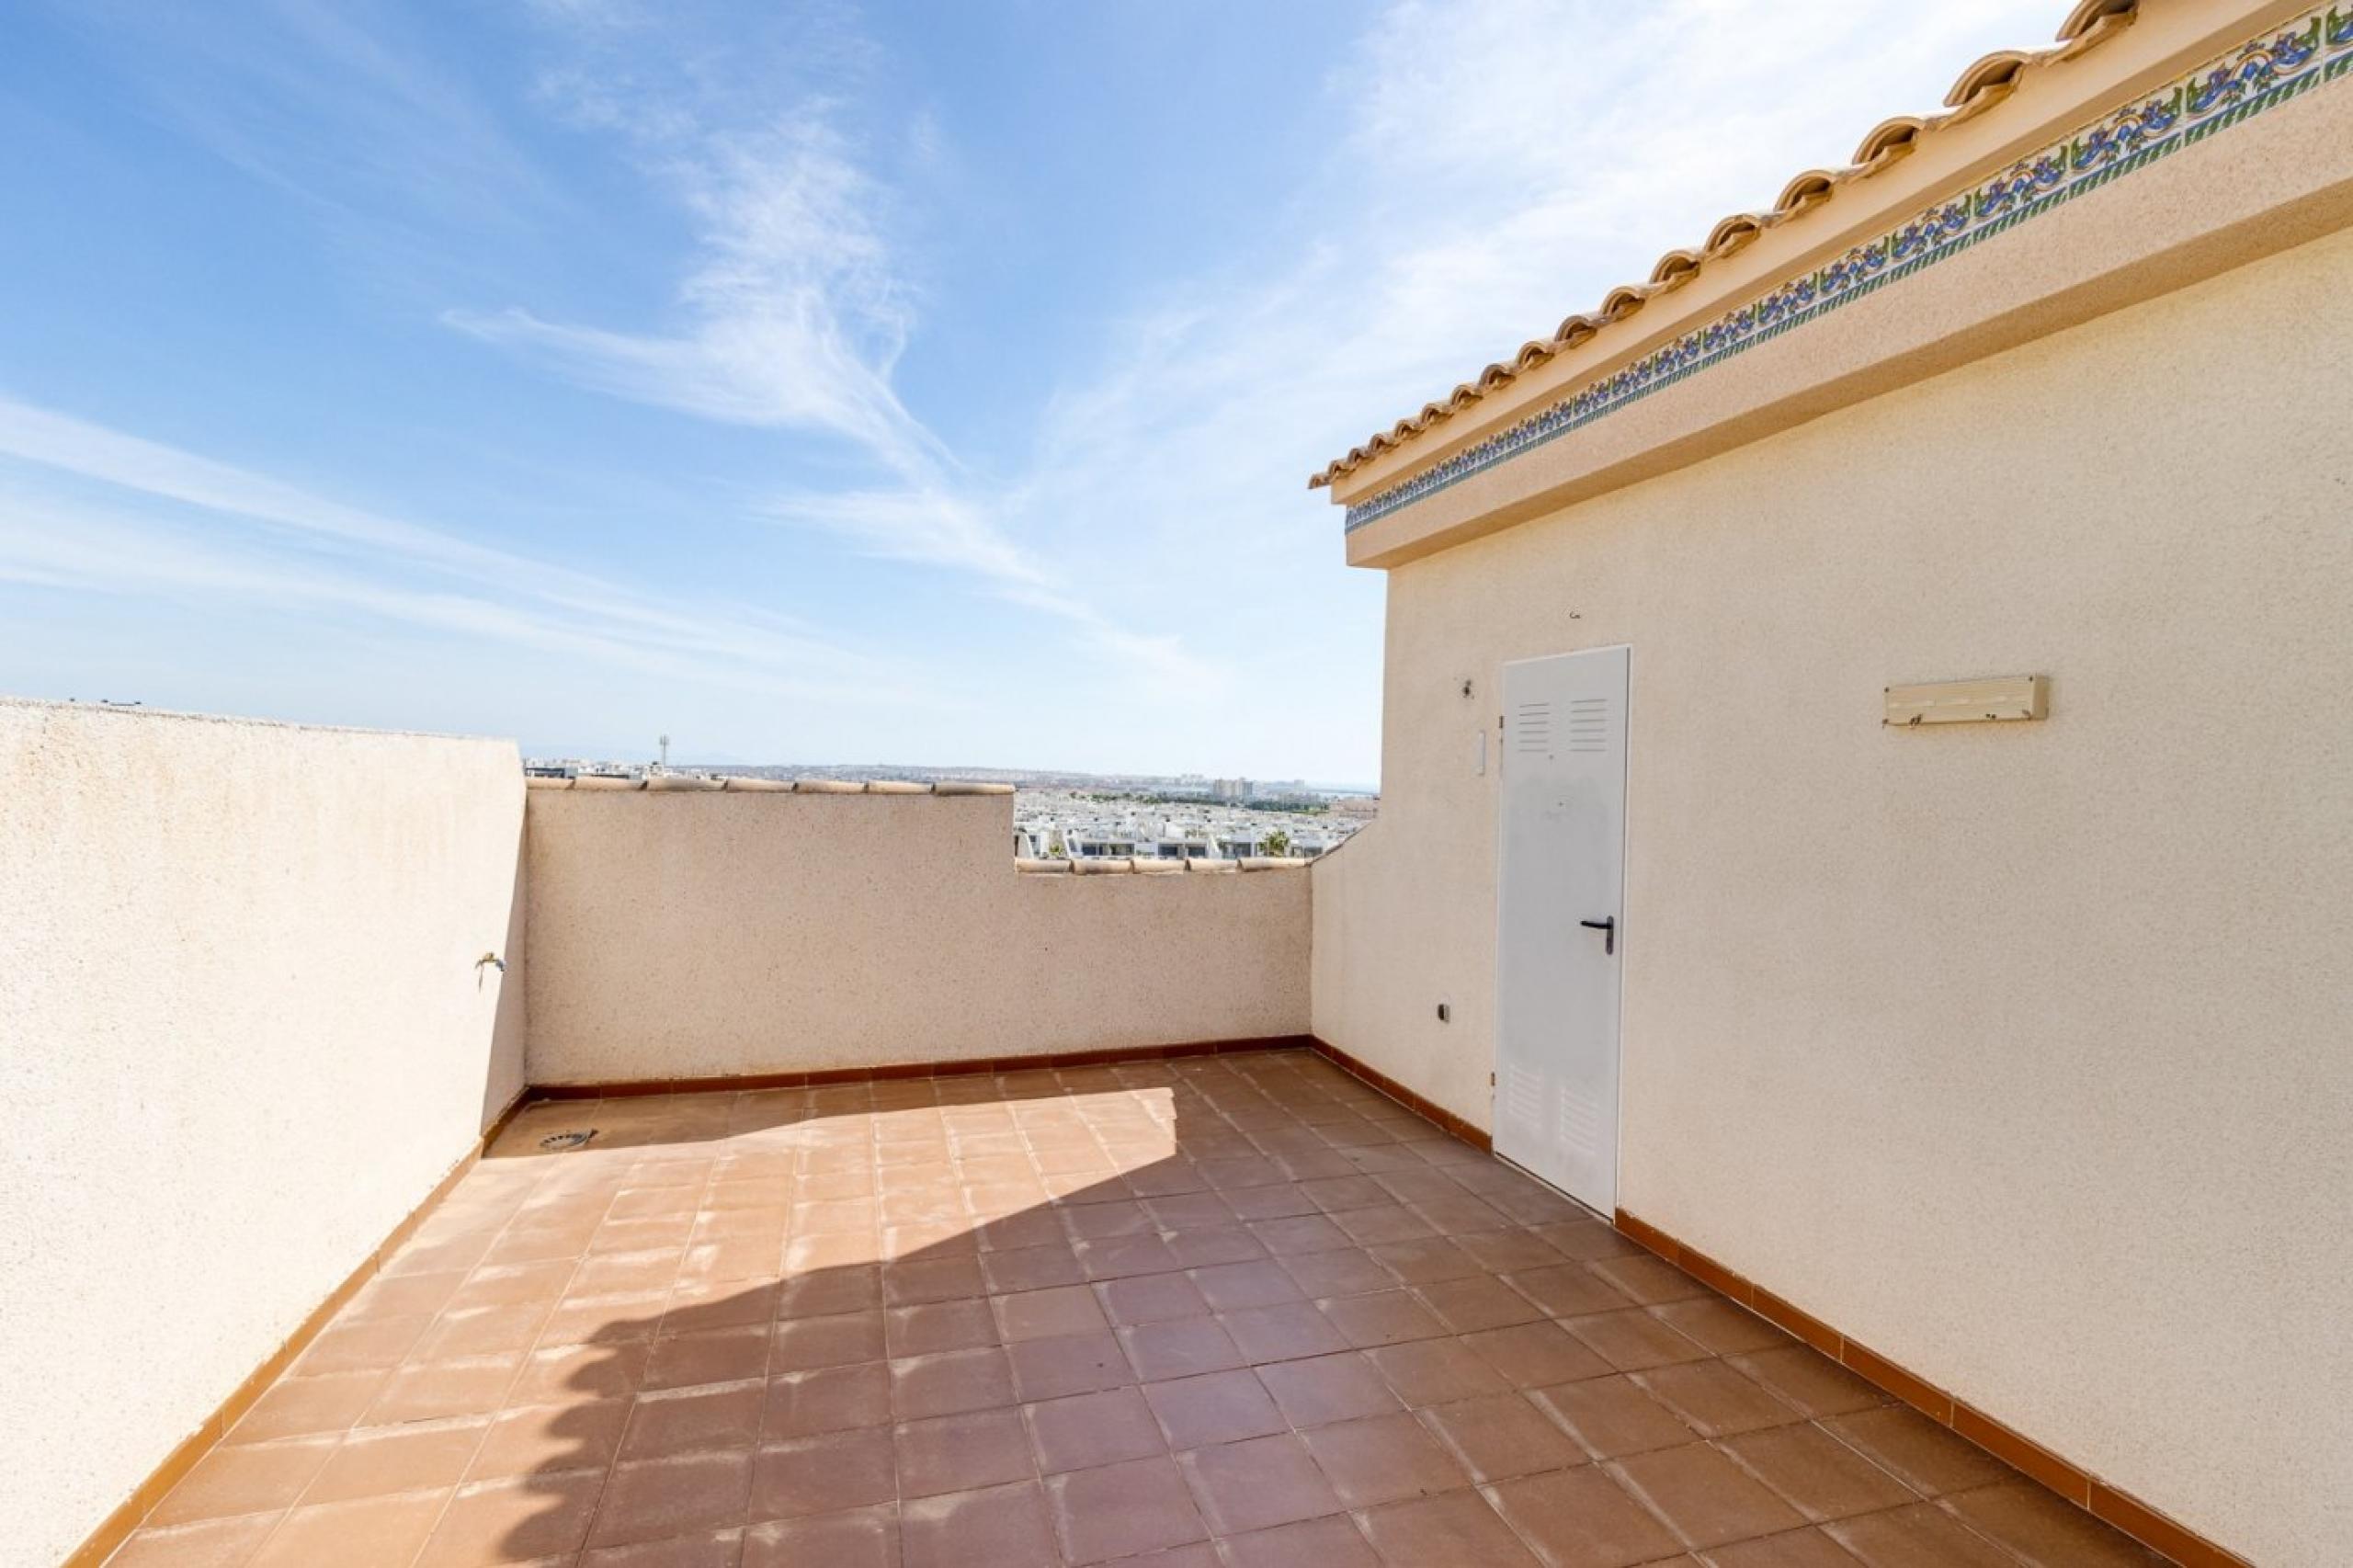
[1311,227,2353,1564]
[524,790,1311,1083]
[0,700,527,1568]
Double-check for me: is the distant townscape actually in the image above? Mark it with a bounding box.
[521,756,1379,861]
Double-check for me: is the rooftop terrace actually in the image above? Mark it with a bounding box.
[106,1050,2156,1568]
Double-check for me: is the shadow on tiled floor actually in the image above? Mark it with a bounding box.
[107,1050,2165,1566]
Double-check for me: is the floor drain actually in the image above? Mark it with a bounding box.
[540,1130,597,1151]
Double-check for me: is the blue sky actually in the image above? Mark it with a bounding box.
[0,0,2056,781]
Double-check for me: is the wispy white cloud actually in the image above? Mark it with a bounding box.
[451,17,1222,694]
[0,395,910,702]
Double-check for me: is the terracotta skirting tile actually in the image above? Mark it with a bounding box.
[535,1035,1321,1099]
[2089,1481,2256,1568]
[1952,1402,2089,1506]
[1838,1337,1952,1423]
[1747,1286,1843,1360]
[1609,1210,2256,1568]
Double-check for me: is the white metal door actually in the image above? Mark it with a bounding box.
[1495,646,1628,1213]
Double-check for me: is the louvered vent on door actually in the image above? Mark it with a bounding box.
[1566,696,1610,753]
[1513,701,1553,755]
[1559,1082,1604,1159]
[1502,1063,1544,1132]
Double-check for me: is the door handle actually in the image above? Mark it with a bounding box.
[1579,916,1617,955]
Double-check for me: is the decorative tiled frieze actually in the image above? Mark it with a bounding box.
[1344,7,2353,533]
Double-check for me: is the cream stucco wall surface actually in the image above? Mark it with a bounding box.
[1311,229,2353,1564]
[524,790,1310,1084]
[0,700,528,1568]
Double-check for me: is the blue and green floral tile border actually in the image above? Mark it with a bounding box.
[1342,6,2353,534]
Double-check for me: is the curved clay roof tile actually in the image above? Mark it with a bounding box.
[1946,50,2032,108]
[1773,169,1842,214]
[1308,0,2142,490]
[1648,249,1704,288]
[1703,214,1768,256]
[1554,313,1604,347]
[2056,0,2136,44]
[1852,116,1928,166]
[1598,285,1649,321]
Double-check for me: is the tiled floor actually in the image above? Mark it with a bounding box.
[108,1051,2166,1567]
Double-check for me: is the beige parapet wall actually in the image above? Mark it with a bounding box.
[1309,224,2353,1566]
[0,699,528,1568]
[522,786,1310,1085]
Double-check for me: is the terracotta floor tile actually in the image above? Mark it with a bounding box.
[883,1255,986,1306]
[150,1435,339,1527]
[1463,1320,1615,1388]
[306,1417,489,1503]
[1275,1245,1394,1299]
[297,1313,432,1376]
[1503,1262,1639,1321]
[1143,1368,1288,1449]
[346,1269,470,1323]
[1365,1236,1486,1284]
[886,1298,1000,1357]
[1531,1374,1703,1459]
[107,1514,282,1568]
[1563,1309,1715,1373]
[776,1267,882,1321]
[761,1360,892,1440]
[469,1398,631,1481]
[749,1427,896,1521]
[1695,1526,1864,1567]
[543,1290,670,1346]
[508,1341,650,1406]
[1046,1453,1208,1562]
[898,1480,1058,1568]
[1220,1301,1351,1364]
[1823,1502,2018,1568]
[227,1369,391,1443]
[1651,1298,1790,1358]
[1317,1288,1451,1350]
[1609,1442,1808,1550]
[1121,1314,1248,1381]
[1100,1269,1212,1325]
[1719,1422,1919,1523]
[1025,1384,1166,1472]
[622,1380,766,1459]
[590,1449,754,1547]
[1005,1330,1133,1401]
[1635,1359,1805,1438]
[570,1249,688,1299]
[1214,1513,1380,1567]
[1589,1253,1713,1306]
[416,1469,604,1566]
[581,1526,745,1567]
[1256,1350,1401,1427]
[994,1282,1110,1341]
[249,1489,453,1568]
[1453,1226,1571,1274]
[1173,1433,1338,1538]
[895,1406,1034,1498]
[892,1344,1021,1418]
[766,1312,881,1376]
[1415,1272,1550,1333]
[1297,1410,1471,1508]
[1364,1336,1511,1408]
[1417,1392,1588,1483]
[1485,1464,1686,1568]
[1939,1480,2165,1566]
[1189,1259,1304,1312]
[1076,1232,1186,1279]
[1355,1488,1545,1566]
[740,1505,898,1568]
[1726,1348,1890,1420]
[1818,1407,2011,1497]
